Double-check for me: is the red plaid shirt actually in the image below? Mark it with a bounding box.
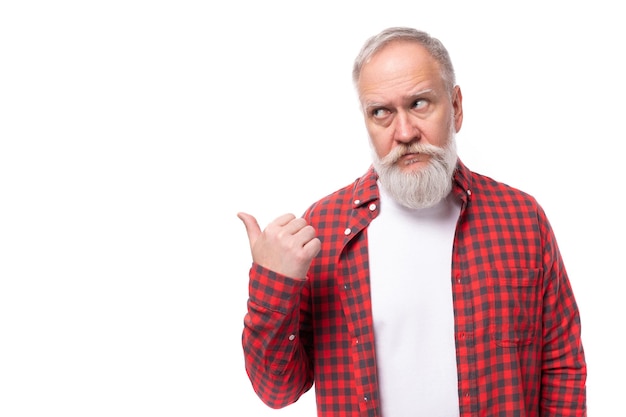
[242,160,586,416]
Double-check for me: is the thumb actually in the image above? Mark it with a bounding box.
[237,212,261,249]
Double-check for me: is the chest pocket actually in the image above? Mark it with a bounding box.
[473,268,542,347]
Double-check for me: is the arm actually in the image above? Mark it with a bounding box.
[539,209,587,416]
[242,264,314,408]
[238,212,320,408]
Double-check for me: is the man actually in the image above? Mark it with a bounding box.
[238,27,587,416]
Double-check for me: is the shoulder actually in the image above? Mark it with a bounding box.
[472,171,536,200]
[455,160,540,210]
[304,179,359,218]
[467,169,546,220]
[303,166,378,221]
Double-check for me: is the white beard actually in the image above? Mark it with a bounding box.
[372,134,458,209]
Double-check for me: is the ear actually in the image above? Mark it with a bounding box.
[452,85,463,133]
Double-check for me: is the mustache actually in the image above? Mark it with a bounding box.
[379,142,446,165]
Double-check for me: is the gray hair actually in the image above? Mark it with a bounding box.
[352,27,456,94]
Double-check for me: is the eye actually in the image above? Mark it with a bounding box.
[412,98,428,110]
[371,108,390,119]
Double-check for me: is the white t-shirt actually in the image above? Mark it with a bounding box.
[367,183,461,417]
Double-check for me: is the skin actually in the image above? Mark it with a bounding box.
[359,40,464,170]
[238,39,464,279]
[237,212,320,280]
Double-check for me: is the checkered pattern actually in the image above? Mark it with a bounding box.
[242,160,586,416]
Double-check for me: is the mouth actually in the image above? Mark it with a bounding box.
[399,152,427,165]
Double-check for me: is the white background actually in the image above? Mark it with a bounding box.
[1,1,623,416]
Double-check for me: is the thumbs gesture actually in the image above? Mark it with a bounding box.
[238,212,321,280]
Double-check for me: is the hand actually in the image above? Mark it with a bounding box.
[237,212,321,280]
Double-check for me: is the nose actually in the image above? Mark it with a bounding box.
[393,111,419,143]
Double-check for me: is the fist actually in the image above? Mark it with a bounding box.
[238,212,321,280]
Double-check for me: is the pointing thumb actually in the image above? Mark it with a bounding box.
[237,212,261,249]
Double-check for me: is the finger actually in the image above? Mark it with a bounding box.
[303,237,322,259]
[281,217,309,235]
[237,212,261,249]
[299,225,321,256]
[293,223,317,245]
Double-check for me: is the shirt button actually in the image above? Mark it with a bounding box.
[344,228,352,236]
[354,199,361,205]
[288,334,296,341]
[466,189,472,196]
[368,203,377,211]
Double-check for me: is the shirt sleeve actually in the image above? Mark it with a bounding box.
[538,207,587,416]
[241,263,314,409]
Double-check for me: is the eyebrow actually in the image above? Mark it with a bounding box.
[407,88,436,100]
[362,88,436,111]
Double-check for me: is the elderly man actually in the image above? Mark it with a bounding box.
[239,27,587,417]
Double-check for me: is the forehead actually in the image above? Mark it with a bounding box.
[357,40,445,100]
